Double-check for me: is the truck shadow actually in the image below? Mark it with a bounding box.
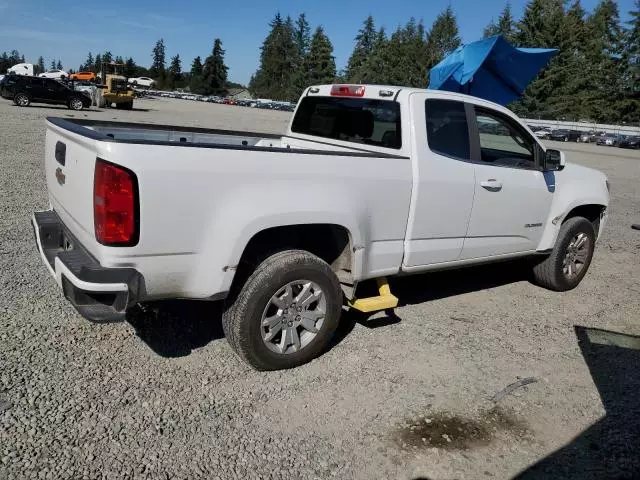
[330,259,533,347]
[128,260,533,358]
[126,300,224,358]
[513,326,640,479]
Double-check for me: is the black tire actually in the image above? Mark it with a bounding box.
[14,92,30,107]
[532,217,596,291]
[124,101,133,110]
[222,250,343,371]
[68,96,84,111]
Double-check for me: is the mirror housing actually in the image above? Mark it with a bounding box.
[544,148,566,171]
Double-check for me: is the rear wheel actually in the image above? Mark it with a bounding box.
[222,250,343,370]
[14,93,30,107]
[532,217,596,291]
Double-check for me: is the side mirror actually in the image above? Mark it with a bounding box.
[544,148,566,171]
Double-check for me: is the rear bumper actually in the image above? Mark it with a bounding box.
[32,210,143,322]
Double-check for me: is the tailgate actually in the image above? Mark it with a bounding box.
[45,120,99,255]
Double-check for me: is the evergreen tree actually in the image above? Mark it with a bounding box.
[150,39,166,79]
[189,56,205,94]
[50,59,56,70]
[0,52,8,74]
[368,18,429,87]
[360,27,389,84]
[249,13,299,100]
[619,0,639,122]
[304,26,336,86]
[56,60,63,70]
[9,50,20,64]
[36,56,45,75]
[169,54,183,89]
[426,7,461,68]
[102,51,113,64]
[512,0,568,118]
[346,16,377,82]
[202,39,228,95]
[124,57,137,78]
[94,54,102,74]
[295,13,311,57]
[582,0,625,121]
[83,52,94,72]
[115,56,124,64]
[484,3,517,43]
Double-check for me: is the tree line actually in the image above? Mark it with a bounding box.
[0,51,68,76]
[249,0,639,123]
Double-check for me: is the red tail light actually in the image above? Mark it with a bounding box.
[330,85,366,97]
[94,159,138,246]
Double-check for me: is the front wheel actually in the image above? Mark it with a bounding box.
[68,97,84,111]
[222,250,343,370]
[532,217,596,291]
[14,93,30,107]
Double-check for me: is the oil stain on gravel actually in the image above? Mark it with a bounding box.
[396,407,528,451]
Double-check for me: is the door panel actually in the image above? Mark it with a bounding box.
[463,164,553,258]
[23,78,43,101]
[461,107,553,259]
[403,96,476,267]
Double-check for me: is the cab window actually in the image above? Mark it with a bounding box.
[474,107,535,169]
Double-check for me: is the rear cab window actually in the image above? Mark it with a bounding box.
[291,96,402,149]
[424,99,470,160]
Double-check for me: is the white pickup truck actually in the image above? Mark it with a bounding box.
[33,84,610,370]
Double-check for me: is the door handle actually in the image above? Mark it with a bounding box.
[480,179,503,190]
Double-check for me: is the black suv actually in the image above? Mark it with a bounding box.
[549,129,580,142]
[0,75,91,110]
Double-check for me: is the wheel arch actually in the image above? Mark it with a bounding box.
[228,222,358,296]
[538,202,607,251]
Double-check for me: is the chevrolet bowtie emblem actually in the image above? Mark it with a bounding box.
[55,167,66,185]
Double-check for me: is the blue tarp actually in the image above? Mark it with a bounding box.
[428,35,558,106]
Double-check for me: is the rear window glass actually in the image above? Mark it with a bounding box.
[425,99,470,160]
[291,97,402,149]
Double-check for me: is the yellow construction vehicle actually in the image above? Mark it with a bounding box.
[97,62,134,110]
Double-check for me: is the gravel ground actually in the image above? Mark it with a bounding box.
[1,97,639,480]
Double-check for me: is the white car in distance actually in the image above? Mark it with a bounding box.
[128,77,155,87]
[39,69,68,79]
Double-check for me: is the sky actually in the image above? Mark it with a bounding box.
[0,0,636,85]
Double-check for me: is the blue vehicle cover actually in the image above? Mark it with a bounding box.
[428,35,558,106]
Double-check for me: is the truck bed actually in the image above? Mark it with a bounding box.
[48,117,405,156]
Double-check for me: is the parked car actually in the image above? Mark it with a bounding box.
[33,84,610,370]
[69,71,97,82]
[128,77,155,88]
[577,132,592,143]
[590,131,606,142]
[549,129,580,142]
[0,75,91,110]
[597,135,617,146]
[39,69,68,79]
[533,128,552,139]
[618,136,640,149]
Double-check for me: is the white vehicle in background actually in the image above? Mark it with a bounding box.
[7,63,34,76]
[39,69,68,79]
[128,77,155,88]
[33,83,610,371]
[534,127,552,139]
